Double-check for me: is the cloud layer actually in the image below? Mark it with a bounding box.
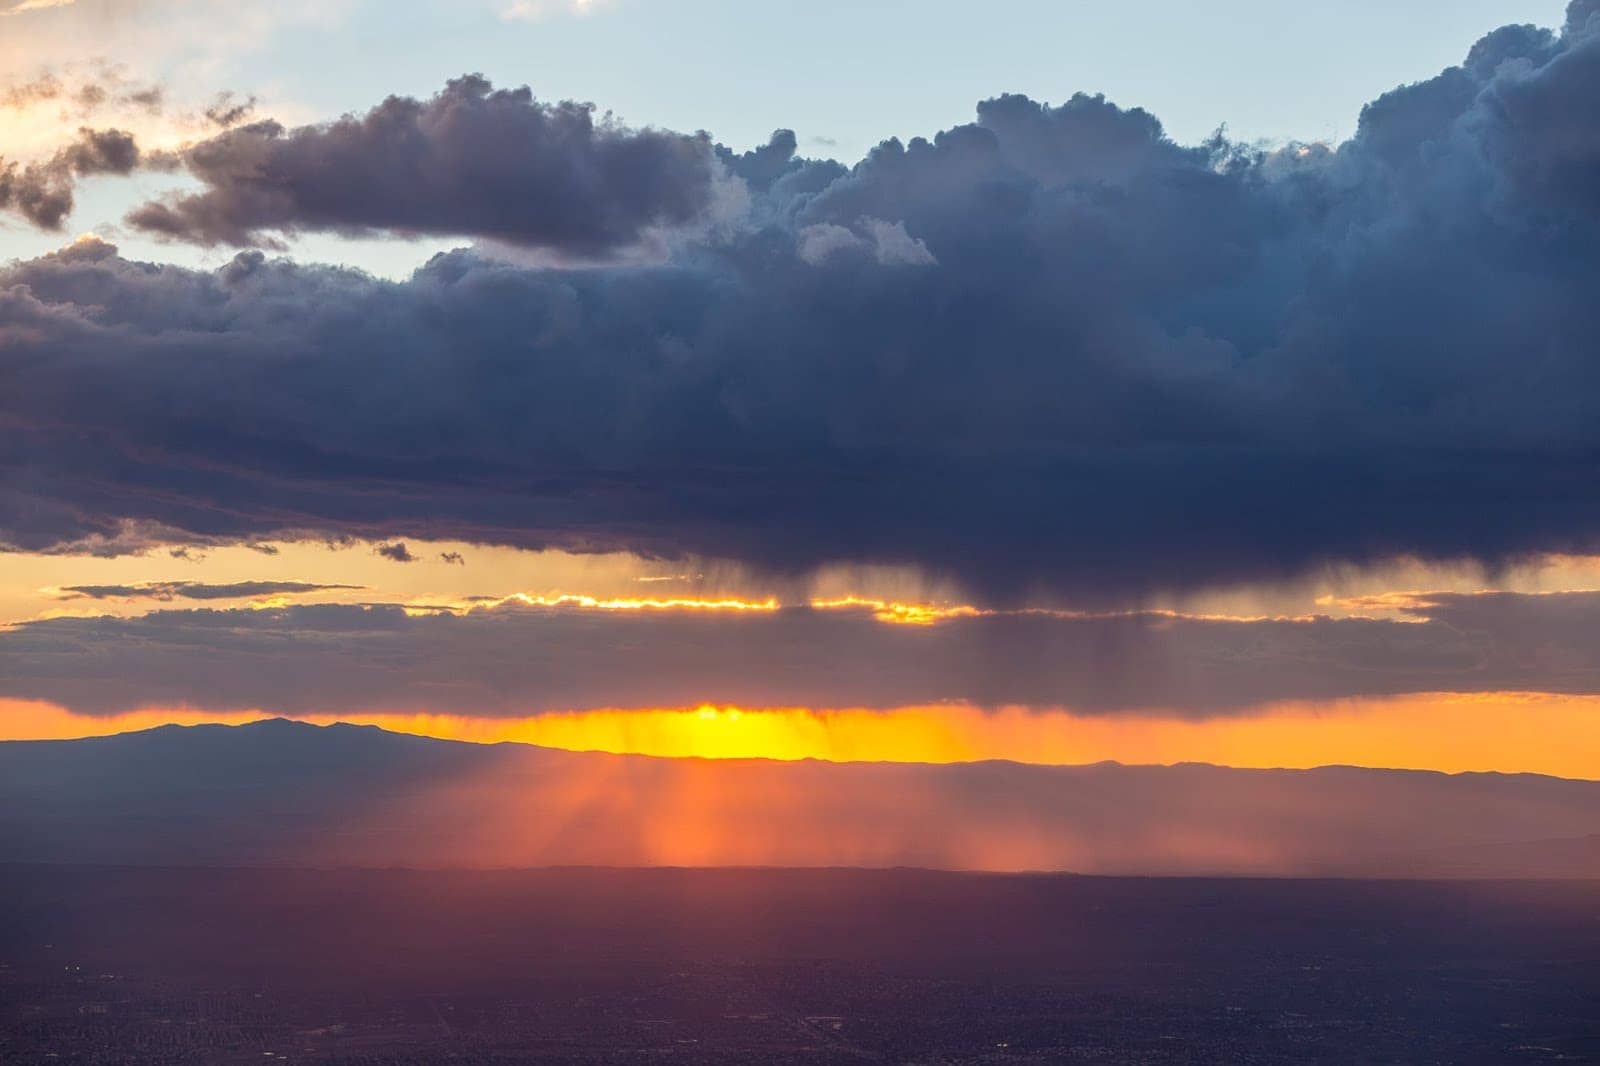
[3,6,1600,601]
[5,590,1599,718]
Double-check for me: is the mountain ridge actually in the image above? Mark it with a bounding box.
[11,717,1592,783]
[6,720,1599,877]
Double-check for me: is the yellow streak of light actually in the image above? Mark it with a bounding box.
[495,593,782,612]
[807,596,986,624]
[3,692,1598,779]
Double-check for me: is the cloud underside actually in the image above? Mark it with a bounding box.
[6,590,1600,718]
[2,7,1600,600]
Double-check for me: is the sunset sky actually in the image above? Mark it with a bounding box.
[5,0,1600,781]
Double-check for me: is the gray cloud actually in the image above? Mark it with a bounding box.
[127,75,718,252]
[1,65,163,115]
[4,590,1598,718]
[0,126,140,228]
[0,64,167,228]
[202,91,254,129]
[374,542,416,563]
[0,71,66,108]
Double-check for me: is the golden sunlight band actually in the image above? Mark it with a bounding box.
[6,692,1596,780]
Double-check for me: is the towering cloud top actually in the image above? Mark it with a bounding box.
[3,5,1600,602]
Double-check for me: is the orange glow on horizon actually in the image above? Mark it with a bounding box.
[473,591,993,624]
[496,592,782,613]
[3,693,1598,779]
[807,596,988,624]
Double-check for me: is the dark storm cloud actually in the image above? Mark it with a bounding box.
[5,6,1600,601]
[53,580,362,602]
[126,75,718,251]
[4,590,1599,718]
[0,126,140,228]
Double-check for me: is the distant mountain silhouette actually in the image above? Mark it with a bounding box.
[4,720,1598,877]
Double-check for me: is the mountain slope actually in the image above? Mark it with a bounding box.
[4,720,1598,876]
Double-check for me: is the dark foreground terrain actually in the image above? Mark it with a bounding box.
[1,865,1596,1064]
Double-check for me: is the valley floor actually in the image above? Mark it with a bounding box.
[1,865,1597,1063]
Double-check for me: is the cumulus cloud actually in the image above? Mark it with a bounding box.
[0,126,141,228]
[126,74,718,252]
[0,65,261,230]
[374,542,417,563]
[4,590,1600,718]
[4,6,1600,602]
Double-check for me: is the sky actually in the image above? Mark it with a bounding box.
[4,0,1600,779]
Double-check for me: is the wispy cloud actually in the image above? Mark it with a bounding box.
[0,0,77,17]
[51,580,363,602]
[499,0,610,23]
